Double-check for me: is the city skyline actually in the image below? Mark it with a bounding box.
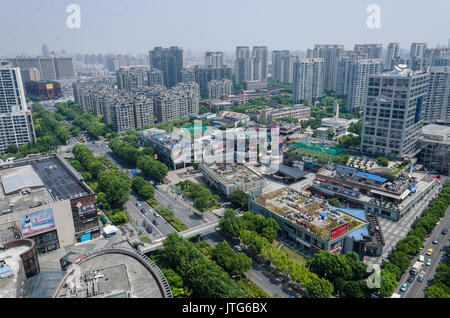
[1,0,449,57]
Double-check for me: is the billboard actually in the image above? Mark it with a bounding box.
[46,84,54,90]
[20,208,55,236]
[330,223,348,240]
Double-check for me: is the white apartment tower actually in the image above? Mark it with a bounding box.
[0,63,36,154]
[346,59,383,113]
[424,66,450,121]
[292,58,324,105]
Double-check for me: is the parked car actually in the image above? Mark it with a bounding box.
[426,248,434,256]
[442,228,448,235]
[426,258,432,266]
[407,275,415,283]
[136,202,142,207]
[400,283,408,292]
[417,271,425,282]
[433,237,439,244]
[234,245,243,252]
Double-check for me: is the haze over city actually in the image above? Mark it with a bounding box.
[1,0,449,56]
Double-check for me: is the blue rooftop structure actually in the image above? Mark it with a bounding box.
[354,171,387,183]
[347,224,369,241]
[337,165,357,171]
[338,208,367,221]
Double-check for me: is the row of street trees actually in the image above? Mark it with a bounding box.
[153,233,247,298]
[219,210,334,297]
[72,145,129,224]
[380,182,450,297]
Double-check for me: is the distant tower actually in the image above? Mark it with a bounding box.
[42,44,50,56]
[333,100,339,119]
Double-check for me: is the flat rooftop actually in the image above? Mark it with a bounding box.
[31,156,89,201]
[54,252,165,298]
[0,154,92,213]
[259,187,366,240]
[202,163,264,185]
[0,243,32,298]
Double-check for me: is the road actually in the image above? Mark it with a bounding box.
[154,187,211,228]
[398,207,450,298]
[126,189,177,238]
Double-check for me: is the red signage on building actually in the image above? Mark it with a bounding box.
[330,223,348,240]
[330,245,342,254]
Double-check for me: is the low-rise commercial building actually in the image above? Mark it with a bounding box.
[0,154,101,254]
[249,187,383,257]
[310,164,438,221]
[259,105,310,123]
[199,163,266,196]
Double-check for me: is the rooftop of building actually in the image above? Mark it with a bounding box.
[421,124,450,142]
[376,64,429,77]
[257,187,366,240]
[53,248,169,298]
[0,154,92,214]
[0,243,33,298]
[201,163,264,185]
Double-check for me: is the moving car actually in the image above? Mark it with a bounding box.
[433,237,439,244]
[426,248,434,256]
[400,283,408,292]
[136,202,142,207]
[153,219,159,225]
[417,271,425,282]
[407,275,415,283]
[140,208,146,214]
[442,228,448,235]
[234,245,243,252]
[426,258,432,266]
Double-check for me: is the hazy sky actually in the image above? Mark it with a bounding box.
[1,0,449,56]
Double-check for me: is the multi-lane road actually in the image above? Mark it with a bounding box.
[397,206,449,298]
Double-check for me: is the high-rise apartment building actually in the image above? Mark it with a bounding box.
[424,66,450,121]
[292,58,324,105]
[236,46,251,59]
[181,68,196,83]
[335,50,368,98]
[252,46,268,80]
[272,50,295,83]
[147,69,164,87]
[0,63,36,154]
[149,47,184,88]
[193,66,233,97]
[54,57,74,79]
[207,79,233,99]
[13,56,73,80]
[346,59,383,113]
[361,66,430,158]
[154,82,200,122]
[116,66,147,91]
[385,43,400,71]
[410,43,428,59]
[354,44,383,59]
[307,44,344,91]
[205,52,225,68]
[235,57,254,84]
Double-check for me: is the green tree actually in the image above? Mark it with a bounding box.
[97,171,130,208]
[6,144,18,154]
[378,269,397,297]
[328,198,340,207]
[219,209,242,238]
[376,157,389,167]
[212,241,252,276]
[306,277,334,298]
[227,190,249,210]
